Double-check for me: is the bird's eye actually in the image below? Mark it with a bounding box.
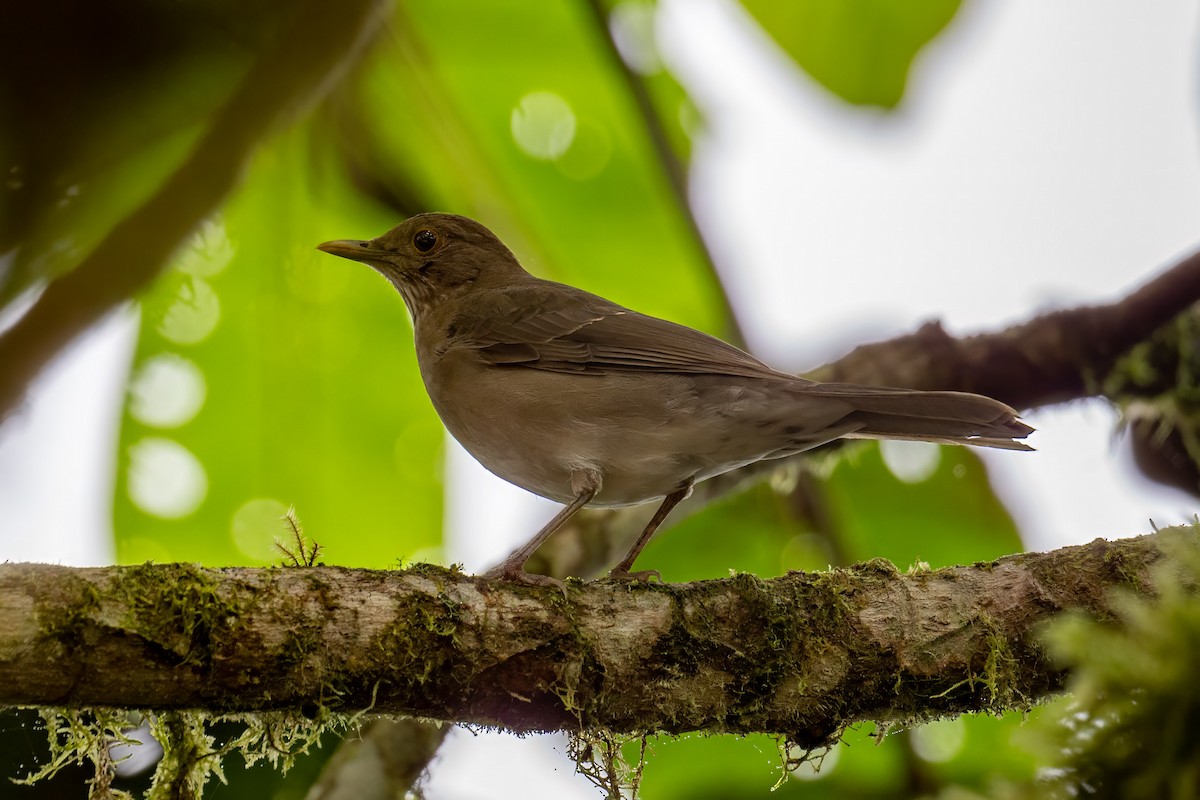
[413,229,438,252]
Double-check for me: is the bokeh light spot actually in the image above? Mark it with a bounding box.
[609,1,662,74]
[127,437,207,518]
[911,717,966,763]
[511,92,577,161]
[175,218,234,277]
[128,353,206,428]
[231,497,291,563]
[880,440,941,484]
[158,277,220,345]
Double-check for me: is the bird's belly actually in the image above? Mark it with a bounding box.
[471,425,696,507]
[423,361,735,506]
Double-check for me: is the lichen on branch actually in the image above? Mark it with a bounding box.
[0,528,1187,742]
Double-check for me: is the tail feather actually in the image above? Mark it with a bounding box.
[842,431,1035,452]
[798,384,1034,451]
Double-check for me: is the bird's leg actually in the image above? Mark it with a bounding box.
[608,478,694,583]
[482,469,601,591]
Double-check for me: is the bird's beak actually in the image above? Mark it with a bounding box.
[316,240,388,262]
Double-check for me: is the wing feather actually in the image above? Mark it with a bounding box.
[444,281,796,381]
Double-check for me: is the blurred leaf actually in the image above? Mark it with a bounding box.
[920,710,1042,791]
[739,0,961,108]
[630,724,906,799]
[0,1,290,309]
[636,483,810,582]
[824,443,1023,567]
[630,691,1043,799]
[645,440,1021,583]
[114,126,444,567]
[629,733,808,800]
[1034,533,1200,798]
[333,0,728,333]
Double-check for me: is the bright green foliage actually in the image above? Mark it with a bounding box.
[338,0,722,330]
[824,443,1024,567]
[740,0,962,108]
[636,442,1023,582]
[113,127,446,567]
[637,482,812,582]
[1038,534,1200,798]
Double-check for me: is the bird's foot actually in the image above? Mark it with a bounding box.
[607,566,662,584]
[481,564,568,598]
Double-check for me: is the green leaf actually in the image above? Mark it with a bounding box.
[637,483,810,582]
[0,3,285,309]
[739,0,961,108]
[824,442,1024,567]
[335,0,728,333]
[113,127,444,567]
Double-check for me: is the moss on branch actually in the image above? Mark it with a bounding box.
[0,527,1189,745]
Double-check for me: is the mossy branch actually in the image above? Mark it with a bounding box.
[0,528,1189,743]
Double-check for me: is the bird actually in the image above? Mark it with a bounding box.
[317,213,1033,588]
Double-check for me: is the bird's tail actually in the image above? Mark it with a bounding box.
[803,383,1035,451]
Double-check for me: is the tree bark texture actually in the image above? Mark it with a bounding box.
[0,528,1183,746]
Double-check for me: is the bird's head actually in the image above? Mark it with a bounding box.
[317,213,527,318]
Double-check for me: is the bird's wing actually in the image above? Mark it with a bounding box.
[443,282,798,381]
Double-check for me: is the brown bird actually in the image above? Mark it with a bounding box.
[318,213,1033,587]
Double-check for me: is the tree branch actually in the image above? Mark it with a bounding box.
[806,246,1200,408]
[1,527,1185,743]
[580,0,748,347]
[306,717,448,800]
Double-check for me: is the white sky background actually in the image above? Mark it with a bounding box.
[1,1,1198,797]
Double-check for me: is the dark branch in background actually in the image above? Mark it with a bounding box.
[530,246,1200,579]
[1090,308,1200,496]
[0,0,388,424]
[0,529,1184,740]
[305,718,449,800]
[807,246,1200,407]
[581,0,747,347]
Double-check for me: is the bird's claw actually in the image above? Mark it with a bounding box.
[481,565,568,598]
[607,567,662,584]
